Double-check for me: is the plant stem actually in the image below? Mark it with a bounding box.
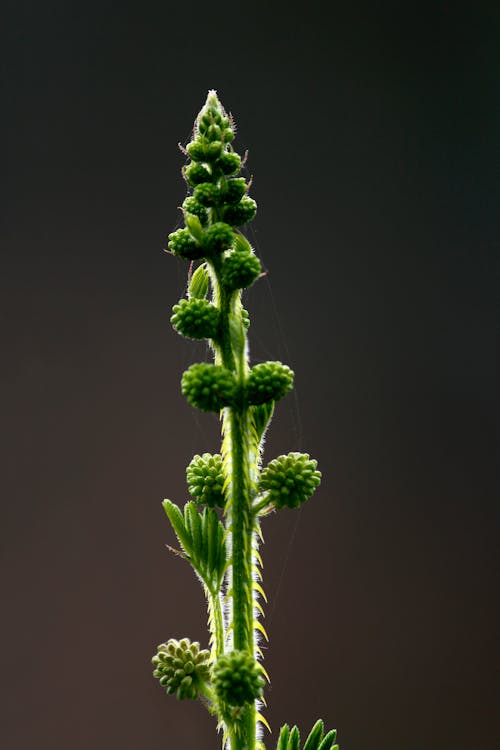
[210,261,257,750]
[209,591,225,657]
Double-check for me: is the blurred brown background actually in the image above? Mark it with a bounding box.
[2,2,498,748]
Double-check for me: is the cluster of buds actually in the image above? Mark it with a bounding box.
[171,298,219,340]
[213,650,265,707]
[180,360,295,413]
[168,90,257,268]
[186,453,226,508]
[152,638,210,701]
[155,91,335,750]
[259,452,322,510]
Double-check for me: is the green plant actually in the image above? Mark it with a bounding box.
[153,90,338,750]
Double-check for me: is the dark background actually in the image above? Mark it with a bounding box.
[2,2,498,749]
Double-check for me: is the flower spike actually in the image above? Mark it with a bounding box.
[155,91,339,750]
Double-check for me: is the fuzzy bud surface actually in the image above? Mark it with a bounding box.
[186,453,226,508]
[246,361,294,405]
[168,228,204,261]
[171,298,219,340]
[182,363,236,412]
[222,250,261,291]
[152,638,210,700]
[259,452,321,509]
[213,650,265,707]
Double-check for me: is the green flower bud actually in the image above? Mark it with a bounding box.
[194,182,219,207]
[186,141,207,161]
[241,307,250,330]
[222,250,261,291]
[197,112,212,135]
[171,298,219,340]
[222,127,234,143]
[168,228,204,261]
[223,178,247,205]
[182,198,209,227]
[152,637,210,700]
[246,361,294,405]
[196,91,225,137]
[184,163,211,187]
[207,123,222,141]
[222,196,257,227]
[184,211,204,244]
[205,140,223,160]
[213,650,264,707]
[188,264,209,300]
[186,453,225,508]
[203,222,234,254]
[259,453,321,510]
[182,363,236,412]
[218,152,241,175]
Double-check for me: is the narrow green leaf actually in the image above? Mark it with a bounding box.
[184,211,204,243]
[207,509,217,576]
[303,719,324,750]
[252,400,275,442]
[185,502,202,564]
[318,730,337,750]
[276,724,290,750]
[199,508,208,573]
[162,499,192,553]
[229,312,245,359]
[289,726,300,750]
[188,263,209,299]
[217,522,227,581]
[233,233,252,254]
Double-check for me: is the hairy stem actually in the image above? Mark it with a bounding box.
[209,590,225,657]
[210,261,257,749]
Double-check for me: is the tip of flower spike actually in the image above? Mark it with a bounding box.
[205,89,221,109]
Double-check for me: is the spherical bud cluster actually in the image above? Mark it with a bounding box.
[223,178,247,205]
[171,299,219,340]
[185,141,206,161]
[152,638,210,700]
[222,250,261,291]
[182,363,236,412]
[246,361,294,405]
[205,140,223,160]
[184,162,211,187]
[186,139,223,162]
[213,650,264,707]
[218,152,241,175]
[182,196,208,226]
[186,453,226,508]
[259,453,321,509]
[222,196,257,227]
[203,222,234,254]
[168,228,204,261]
[194,182,219,207]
